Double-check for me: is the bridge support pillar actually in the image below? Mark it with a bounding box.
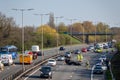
[85,35,89,44]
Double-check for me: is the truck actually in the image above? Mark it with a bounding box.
[0,45,18,59]
[32,45,42,56]
[19,54,33,64]
[0,54,13,66]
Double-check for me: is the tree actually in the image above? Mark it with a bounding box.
[58,22,68,33]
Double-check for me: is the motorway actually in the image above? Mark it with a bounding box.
[0,44,115,80]
[0,44,87,80]
[21,48,114,80]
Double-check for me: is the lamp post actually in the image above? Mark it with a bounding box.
[82,24,84,44]
[12,8,34,71]
[55,16,63,54]
[67,19,77,46]
[34,13,49,61]
[106,27,108,42]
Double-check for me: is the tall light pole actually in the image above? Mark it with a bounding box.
[67,19,77,46]
[34,13,49,61]
[82,24,84,44]
[106,27,108,42]
[12,8,34,71]
[55,16,63,54]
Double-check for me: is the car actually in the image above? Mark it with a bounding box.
[103,45,109,49]
[64,52,71,58]
[95,59,104,65]
[59,46,65,51]
[39,66,52,79]
[57,55,65,61]
[87,45,94,51]
[74,49,81,54]
[94,48,103,53]
[99,55,107,61]
[93,64,104,74]
[96,63,107,71]
[46,59,56,66]
[81,48,87,52]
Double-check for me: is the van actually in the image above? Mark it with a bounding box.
[19,54,33,64]
[32,45,42,56]
[0,54,13,66]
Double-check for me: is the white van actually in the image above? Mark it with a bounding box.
[0,54,13,66]
[31,45,42,56]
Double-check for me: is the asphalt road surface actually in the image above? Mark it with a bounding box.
[0,44,87,80]
[21,48,113,80]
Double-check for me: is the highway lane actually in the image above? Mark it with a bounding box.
[22,48,115,80]
[21,49,102,80]
[0,44,87,80]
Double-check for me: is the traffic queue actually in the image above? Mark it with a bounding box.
[0,45,42,71]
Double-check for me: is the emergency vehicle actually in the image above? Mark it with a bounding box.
[19,54,33,64]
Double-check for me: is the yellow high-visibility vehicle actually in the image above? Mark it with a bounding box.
[19,54,33,64]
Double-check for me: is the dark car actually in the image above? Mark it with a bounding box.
[59,46,65,51]
[74,49,81,54]
[103,45,109,49]
[64,52,71,58]
[93,64,104,74]
[40,66,52,79]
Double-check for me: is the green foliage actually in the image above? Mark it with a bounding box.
[105,70,112,80]
[115,42,120,51]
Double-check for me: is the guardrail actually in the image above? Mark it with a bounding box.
[2,53,60,80]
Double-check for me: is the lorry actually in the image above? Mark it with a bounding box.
[32,45,42,58]
[0,54,13,66]
[19,54,33,64]
[0,45,18,59]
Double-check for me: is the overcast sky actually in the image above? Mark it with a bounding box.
[0,0,120,27]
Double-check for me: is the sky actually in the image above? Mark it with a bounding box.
[0,0,120,27]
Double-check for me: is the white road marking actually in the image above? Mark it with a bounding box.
[24,68,40,80]
[91,65,95,80]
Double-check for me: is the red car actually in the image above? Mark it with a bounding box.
[81,48,87,52]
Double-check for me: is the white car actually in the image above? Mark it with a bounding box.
[99,55,107,61]
[96,63,107,70]
[47,59,56,66]
[57,55,65,61]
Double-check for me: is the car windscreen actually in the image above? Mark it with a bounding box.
[41,67,51,71]
[48,60,55,62]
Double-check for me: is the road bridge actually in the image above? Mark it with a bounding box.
[68,32,115,44]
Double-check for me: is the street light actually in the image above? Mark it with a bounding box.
[106,27,108,42]
[55,16,63,54]
[34,13,49,61]
[82,24,85,44]
[12,8,34,71]
[67,19,77,46]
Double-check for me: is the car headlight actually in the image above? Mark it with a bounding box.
[49,72,51,75]
[40,71,43,74]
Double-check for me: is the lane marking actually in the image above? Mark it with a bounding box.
[91,65,95,80]
[24,68,40,80]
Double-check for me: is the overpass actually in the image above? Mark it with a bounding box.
[68,32,115,44]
